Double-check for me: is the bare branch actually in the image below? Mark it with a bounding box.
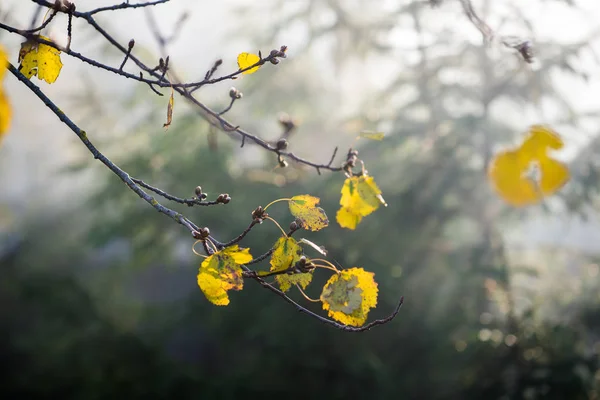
[83,0,171,17]
[8,63,198,235]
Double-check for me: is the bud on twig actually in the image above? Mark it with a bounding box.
[276,138,288,150]
[199,227,210,238]
[252,206,267,222]
[229,87,243,99]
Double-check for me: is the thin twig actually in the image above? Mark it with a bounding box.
[84,0,171,16]
[119,39,135,70]
[24,8,58,33]
[242,265,404,332]
[218,97,236,116]
[131,178,221,206]
[221,220,259,248]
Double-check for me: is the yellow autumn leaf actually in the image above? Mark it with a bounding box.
[359,131,385,141]
[269,236,312,292]
[336,207,363,230]
[289,194,329,231]
[336,175,387,230]
[488,125,569,207]
[237,52,261,75]
[197,245,252,306]
[0,45,11,141]
[18,35,63,84]
[320,267,378,327]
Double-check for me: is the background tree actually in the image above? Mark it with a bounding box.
[2,0,600,399]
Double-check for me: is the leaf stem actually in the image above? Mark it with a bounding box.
[206,238,219,254]
[310,258,340,273]
[313,264,340,274]
[192,240,208,258]
[296,284,321,303]
[266,216,288,237]
[263,198,291,211]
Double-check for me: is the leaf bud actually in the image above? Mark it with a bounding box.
[229,87,242,99]
[199,227,210,238]
[276,138,288,150]
[252,206,267,221]
[195,186,203,196]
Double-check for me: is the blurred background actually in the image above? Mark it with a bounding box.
[2,0,600,398]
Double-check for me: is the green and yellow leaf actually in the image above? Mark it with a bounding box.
[336,175,386,230]
[289,194,329,231]
[237,52,261,75]
[320,267,378,327]
[18,35,63,84]
[197,245,252,306]
[488,125,569,207]
[269,236,312,292]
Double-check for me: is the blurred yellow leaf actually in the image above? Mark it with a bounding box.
[237,52,261,75]
[289,194,329,231]
[336,175,387,230]
[0,45,7,82]
[269,236,312,292]
[320,267,378,327]
[197,245,252,306]
[359,131,385,141]
[0,45,11,142]
[18,35,63,83]
[488,125,569,207]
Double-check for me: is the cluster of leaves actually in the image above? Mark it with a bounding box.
[186,124,392,327]
[196,189,382,326]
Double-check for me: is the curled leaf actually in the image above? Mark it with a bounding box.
[488,125,569,207]
[289,195,329,231]
[320,267,378,327]
[197,245,252,306]
[18,35,63,83]
[299,238,327,256]
[359,131,385,141]
[237,52,261,75]
[269,236,312,292]
[163,89,174,129]
[336,175,386,230]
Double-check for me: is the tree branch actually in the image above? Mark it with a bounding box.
[8,63,198,235]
